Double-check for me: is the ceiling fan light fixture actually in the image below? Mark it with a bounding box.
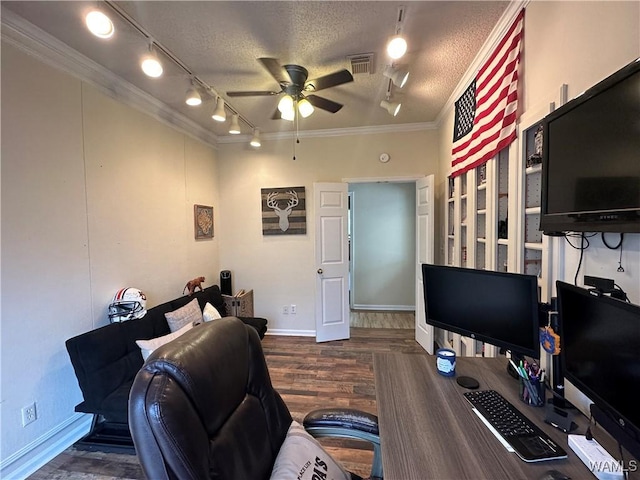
[380,99,401,117]
[185,86,202,106]
[383,66,409,88]
[85,10,114,39]
[141,46,163,78]
[297,98,314,118]
[278,95,295,114]
[250,128,261,147]
[386,35,408,60]
[229,114,241,134]
[281,107,295,122]
[212,97,226,122]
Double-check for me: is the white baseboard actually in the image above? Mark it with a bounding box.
[265,329,316,337]
[351,304,415,311]
[0,413,91,480]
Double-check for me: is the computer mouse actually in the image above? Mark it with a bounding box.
[539,470,570,480]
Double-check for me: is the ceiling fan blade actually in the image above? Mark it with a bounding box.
[258,58,292,85]
[226,90,280,97]
[305,69,354,92]
[306,95,343,113]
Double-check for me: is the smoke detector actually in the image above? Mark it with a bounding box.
[347,53,375,75]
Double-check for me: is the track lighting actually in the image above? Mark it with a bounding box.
[85,10,114,39]
[185,85,201,106]
[84,1,260,147]
[141,44,163,78]
[298,98,315,118]
[386,35,407,60]
[383,66,409,88]
[212,97,226,122]
[229,114,241,134]
[380,99,401,117]
[250,128,261,147]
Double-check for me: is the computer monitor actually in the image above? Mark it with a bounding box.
[557,281,640,460]
[421,264,541,359]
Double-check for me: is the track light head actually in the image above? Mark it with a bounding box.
[380,100,401,116]
[141,45,163,78]
[383,66,410,88]
[185,86,202,106]
[212,97,226,122]
[85,10,114,39]
[386,35,407,60]
[229,114,241,134]
[250,128,261,147]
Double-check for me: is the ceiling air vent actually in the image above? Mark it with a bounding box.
[347,53,374,75]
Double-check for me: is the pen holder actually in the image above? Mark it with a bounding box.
[519,377,545,407]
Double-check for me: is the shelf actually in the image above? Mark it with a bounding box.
[525,206,541,215]
[477,238,486,244]
[497,238,509,245]
[448,197,455,203]
[525,242,543,251]
[477,183,487,191]
[525,164,543,175]
[477,209,487,215]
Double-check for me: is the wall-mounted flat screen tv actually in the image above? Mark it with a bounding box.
[540,59,640,234]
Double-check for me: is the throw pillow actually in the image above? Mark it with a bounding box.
[203,302,222,322]
[269,421,350,480]
[165,298,203,332]
[136,322,194,361]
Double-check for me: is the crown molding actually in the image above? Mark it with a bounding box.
[434,0,530,127]
[216,121,437,144]
[1,8,219,148]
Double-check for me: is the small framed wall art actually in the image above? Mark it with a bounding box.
[194,204,214,239]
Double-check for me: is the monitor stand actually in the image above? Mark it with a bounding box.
[456,376,480,389]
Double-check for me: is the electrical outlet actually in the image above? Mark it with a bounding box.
[21,402,37,427]
[290,304,297,314]
[282,305,289,314]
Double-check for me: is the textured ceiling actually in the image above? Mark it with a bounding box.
[2,1,510,139]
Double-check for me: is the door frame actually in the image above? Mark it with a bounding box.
[342,175,427,335]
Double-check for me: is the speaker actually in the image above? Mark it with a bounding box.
[220,270,232,296]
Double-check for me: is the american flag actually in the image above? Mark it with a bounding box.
[451,9,524,178]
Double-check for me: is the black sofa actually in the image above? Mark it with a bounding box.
[65,285,267,452]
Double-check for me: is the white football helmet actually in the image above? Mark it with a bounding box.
[108,287,147,323]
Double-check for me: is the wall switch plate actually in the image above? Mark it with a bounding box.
[290,304,297,314]
[282,305,289,314]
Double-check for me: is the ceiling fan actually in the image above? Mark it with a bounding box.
[227,58,354,119]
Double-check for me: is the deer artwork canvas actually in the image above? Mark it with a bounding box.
[261,186,306,235]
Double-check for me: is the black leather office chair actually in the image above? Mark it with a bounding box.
[128,317,382,479]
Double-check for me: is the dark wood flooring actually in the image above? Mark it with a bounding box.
[28,327,426,479]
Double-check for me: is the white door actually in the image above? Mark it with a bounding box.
[314,182,350,342]
[415,175,435,353]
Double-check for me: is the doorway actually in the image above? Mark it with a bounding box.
[348,181,416,329]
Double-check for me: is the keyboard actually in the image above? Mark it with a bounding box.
[464,390,568,462]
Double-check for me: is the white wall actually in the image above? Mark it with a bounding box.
[435,1,640,417]
[217,130,438,334]
[349,182,416,310]
[1,43,220,477]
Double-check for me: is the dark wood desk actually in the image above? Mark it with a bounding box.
[374,353,637,480]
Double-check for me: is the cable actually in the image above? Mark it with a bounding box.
[601,232,623,249]
[564,233,592,285]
